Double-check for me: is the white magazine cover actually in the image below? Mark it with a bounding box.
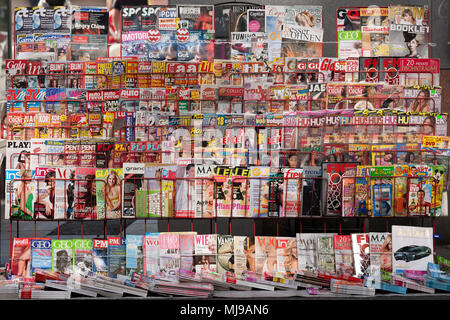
[392,225,433,274]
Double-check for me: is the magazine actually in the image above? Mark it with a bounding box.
[158,233,180,282]
[370,166,394,217]
[11,238,32,277]
[30,238,52,274]
[51,239,73,274]
[334,235,354,277]
[217,235,234,275]
[316,234,335,274]
[73,239,93,276]
[122,163,145,219]
[143,233,160,277]
[107,237,126,278]
[194,234,217,274]
[54,166,76,220]
[368,232,392,281]
[392,225,433,274]
[92,238,108,276]
[96,168,123,219]
[125,235,144,276]
[351,233,370,278]
[233,236,255,278]
[74,167,97,220]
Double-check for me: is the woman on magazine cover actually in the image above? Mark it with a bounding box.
[14,169,34,220]
[36,170,56,219]
[103,170,122,218]
[408,89,431,113]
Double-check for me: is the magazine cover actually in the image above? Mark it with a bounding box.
[337,8,360,31]
[323,162,358,216]
[326,83,347,110]
[233,236,256,278]
[194,234,217,274]
[125,235,144,276]
[180,232,196,272]
[30,238,52,274]
[51,239,73,274]
[393,165,409,216]
[122,162,145,219]
[296,233,319,273]
[229,5,262,33]
[275,237,298,279]
[281,168,302,217]
[107,237,126,278]
[316,234,335,274]
[142,164,177,218]
[388,5,429,58]
[404,86,440,113]
[255,236,277,278]
[177,5,214,31]
[34,166,56,220]
[5,169,36,220]
[158,232,180,282]
[398,58,440,87]
[354,166,371,216]
[92,238,108,276]
[74,167,97,220]
[69,7,109,61]
[428,165,445,217]
[11,238,32,277]
[351,233,370,278]
[334,235,354,277]
[143,233,160,277]
[337,30,362,59]
[392,225,433,274]
[96,168,123,219]
[213,166,233,217]
[54,167,75,220]
[342,165,357,217]
[217,235,234,275]
[301,166,322,216]
[248,166,270,217]
[370,166,394,217]
[368,232,392,281]
[231,167,250,217]
[265,6,285,61]
[194,164,215,218]
[359,57,380,83]
[360,7,389,57]
[73,239,93,276]
[6,140,31,170]
[407,164,431,216]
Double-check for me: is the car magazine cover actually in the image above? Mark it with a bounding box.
[73,239,93,276]
[334,235,354,277]
[95,168,123,219]
[30,238,52,274]
[368,232,392,281]
[392,225,433,274]
[107,236,126,278]
[92,238,108,276]
[388,5,429,59]
[126,235,144,276]
[51,239,73,274]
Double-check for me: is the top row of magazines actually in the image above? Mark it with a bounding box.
[13,4,431,62]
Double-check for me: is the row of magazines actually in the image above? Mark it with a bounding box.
[4,161,447,221]
[13,5,433,62]
[5,226,450,298]
[5,57,441,92]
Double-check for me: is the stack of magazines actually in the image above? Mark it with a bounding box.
[19,282,71,299]
[330,279,375,296]
[0,280,19,300]
[424,263,450,292]
[151,280,214,298]
[392,272,435,294]
[44,280,98,297]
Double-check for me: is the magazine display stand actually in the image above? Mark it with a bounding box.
[3,4,450,299]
